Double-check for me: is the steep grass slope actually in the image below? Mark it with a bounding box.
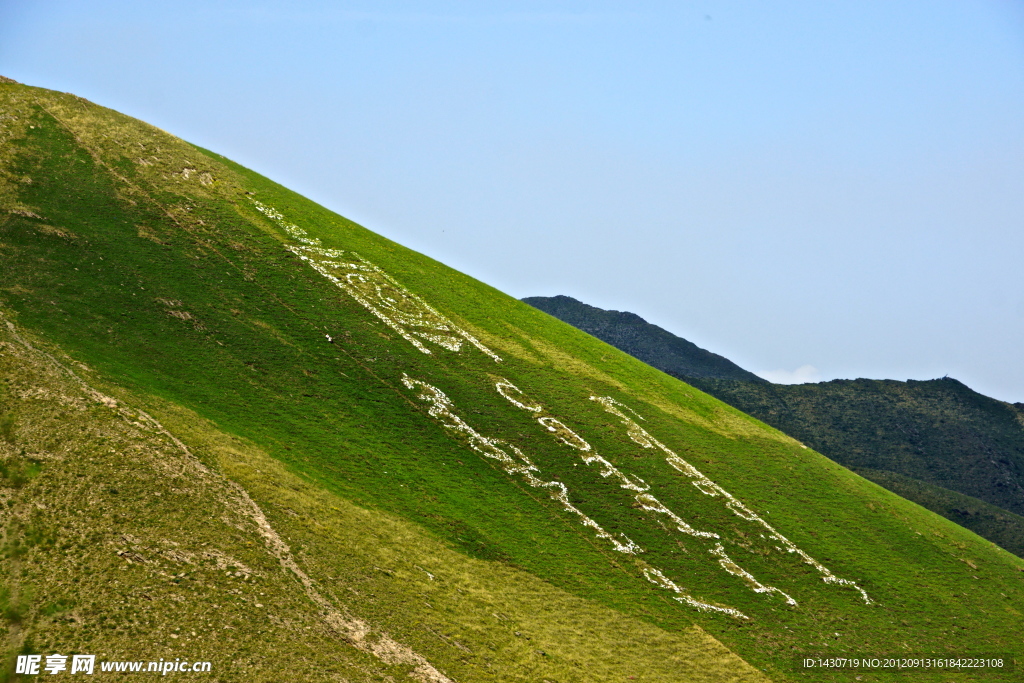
[525,295,1024,559]
[1,80,1023,681]
[0,315,751,683]
[850,468,1024,559]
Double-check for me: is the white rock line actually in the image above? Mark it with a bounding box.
[495,378,785,615]
[591,396,873,605]
[642,568,749,619]
[498,380,722,541]
[710,544,796,606]
[494,380,543,412]
[290,246,500,362]
[249,198,500,362]
[529,412,718,540]
[251,198,322,246]
[401,374,640,555]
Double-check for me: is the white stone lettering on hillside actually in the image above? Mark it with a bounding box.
[494,380,542,412]
[251,198,500,362]
[527,413,717,538]
[710,544,797,605]
[642,568,749,619]
[251,199,323,246]
[591,396,873,605]
[494,380,722,541]
[401,374,640,554]
[494,379,797,613]
[407,374,747,617]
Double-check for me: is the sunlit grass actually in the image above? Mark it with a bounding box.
[1,80,1022,681]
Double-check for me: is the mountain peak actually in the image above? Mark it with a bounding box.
[522,295,764,383]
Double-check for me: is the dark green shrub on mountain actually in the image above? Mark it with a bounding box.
[688,377,1024,519]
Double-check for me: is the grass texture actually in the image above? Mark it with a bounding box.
[1,81,1022,681]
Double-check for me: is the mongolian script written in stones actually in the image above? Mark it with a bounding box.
[252,198,500,362]
[591,395,872,605]
[496,378,797,612]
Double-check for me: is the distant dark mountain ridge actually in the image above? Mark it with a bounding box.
[686,376,1024,519]
[522,296,764,383]
[525,295,1024,558]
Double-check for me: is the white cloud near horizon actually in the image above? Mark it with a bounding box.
[757,365,821,385]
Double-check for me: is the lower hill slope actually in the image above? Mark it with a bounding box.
[2,80,1023,681]
[0,317,755,682]
[850,468,1024,559]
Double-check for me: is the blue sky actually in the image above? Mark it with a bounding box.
[3,1,1024,401]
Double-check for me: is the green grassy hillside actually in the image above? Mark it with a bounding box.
[0,313,756,683]
[523,295,1024,560]
[851,468,1024,559]
[2,80,1023,681]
